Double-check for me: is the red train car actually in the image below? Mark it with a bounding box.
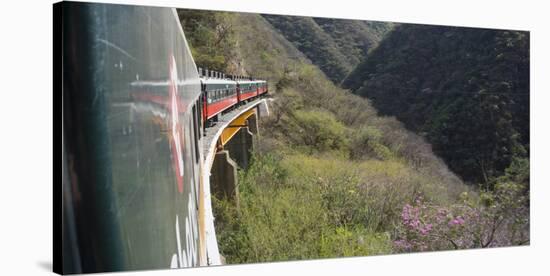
[237,80,258,102]
[200,75,238,123]
[257,80,268,96]
[199,71,268,127]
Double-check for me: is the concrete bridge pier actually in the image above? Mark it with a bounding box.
[208,109,259,210]
[247,112,259,136]
[210,150,239,206]
[226,127,254,170]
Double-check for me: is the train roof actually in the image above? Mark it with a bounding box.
[200,77,237,85]
[198,72,266,86]
[236,80,266,84]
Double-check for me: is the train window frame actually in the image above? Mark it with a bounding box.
[192,104,200,164]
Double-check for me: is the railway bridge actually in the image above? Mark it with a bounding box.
[200,98,270,265]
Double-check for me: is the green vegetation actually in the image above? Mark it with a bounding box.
[213,153,395,263]
[178,10,529,263]
[394,157,529,252]
[262,15,393,83]
[177,10,238,72]
[313,18,394,72]
[342,25,529,185]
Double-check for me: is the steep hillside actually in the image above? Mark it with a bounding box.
[178,9,529,264]
[313,18,393,73]
[342,24,529,185]
[262,14,392,83]
[177,9,238,72]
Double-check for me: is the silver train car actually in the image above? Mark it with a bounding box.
[58,2,207,273]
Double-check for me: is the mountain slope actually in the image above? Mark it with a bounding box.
[262,14,392,83]
[178,9,479,262]
[178,9,528,263]
[313,18,393,73]
[342,24,529,184]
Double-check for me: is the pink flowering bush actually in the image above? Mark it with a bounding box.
[394,174,529,253]
[393,196,478,252]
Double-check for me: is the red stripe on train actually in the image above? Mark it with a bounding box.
[205,95,239,119]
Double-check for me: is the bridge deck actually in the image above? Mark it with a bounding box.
[202,98,266,163]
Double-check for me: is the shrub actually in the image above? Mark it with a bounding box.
[319,226,392,257]
[291,109,349,153]
[393,169,529,253]
[350,126,393,160]
[213,153,400,263]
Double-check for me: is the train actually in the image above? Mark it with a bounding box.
[57,2,267,274]
[199,69,268,128]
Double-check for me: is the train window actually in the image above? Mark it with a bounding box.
[196,98,202,136]
[192,105,200,164]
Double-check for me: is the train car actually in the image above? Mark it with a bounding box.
[237,80,258,102]
[257,80,268,96]
[200,72,238,124]
[58,2,270,273]
[58,2,207,273]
